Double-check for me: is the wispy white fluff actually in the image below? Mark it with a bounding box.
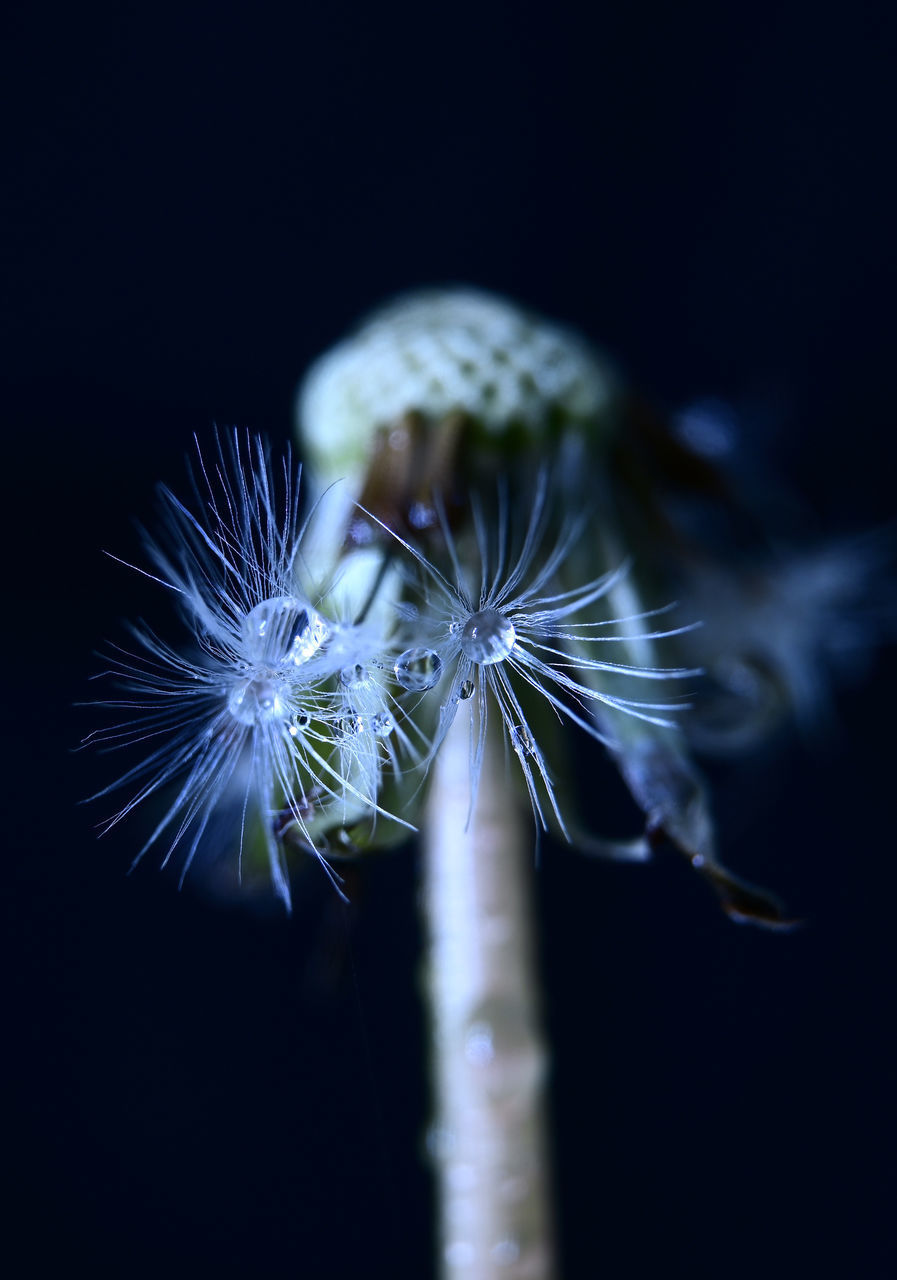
[365,473,700,835]
[85,430,406,910]
[86,435,700,908]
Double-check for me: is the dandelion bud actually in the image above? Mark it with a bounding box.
[295,290,622,579]
[298,289,619,490]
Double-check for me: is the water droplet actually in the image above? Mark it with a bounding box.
[242,596,329,666]
[337,707,365,737]
[394,646,443,691]
[460,608,516,665]
[510,724,536,757]
[287,609,330,664]
[339,663,366,685]
[228,676,286,725]
[458,678,475,700]
[288,709,311,736]
[371,711,395,737]
[463,997,545,1103]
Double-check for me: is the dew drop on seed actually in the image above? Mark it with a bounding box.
[510,724,536,757]
[242,596,329,666]
[339,663,366,685]
[288,709,311,737]
[287,607,330,664]
[338,708,365,738]
[460,608,516,665]
[459,679,475,700]
[372,711,395,737]
[394,646,443,691]
[228,677,286,725]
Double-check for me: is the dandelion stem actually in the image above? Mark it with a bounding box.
[422,706,556,1279]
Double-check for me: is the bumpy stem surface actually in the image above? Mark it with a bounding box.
[422,708,556,1279]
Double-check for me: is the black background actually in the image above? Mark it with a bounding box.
[4,3,896,1276]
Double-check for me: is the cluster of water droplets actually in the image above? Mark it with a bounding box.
[392,609,516,698]
[227,594,331,728]
[335,659,398,743]
[220,569,556,845]
[223,587,434,786]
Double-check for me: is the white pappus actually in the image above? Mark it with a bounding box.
[85,430,409,911]
[371,472,702,836]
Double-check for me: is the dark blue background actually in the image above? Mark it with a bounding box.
[4,3,896,1275]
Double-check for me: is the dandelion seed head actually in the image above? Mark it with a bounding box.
[89,293,757,917]
[364,470,695,838]
[86,428,420,912]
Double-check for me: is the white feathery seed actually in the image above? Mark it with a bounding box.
[85,429,409,910]
[367,473,701,835]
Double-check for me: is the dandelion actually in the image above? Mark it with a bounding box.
[85,428,408,911]
[292,287,852,1280]
[365,470,700,836]
[85,287,883,1280]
